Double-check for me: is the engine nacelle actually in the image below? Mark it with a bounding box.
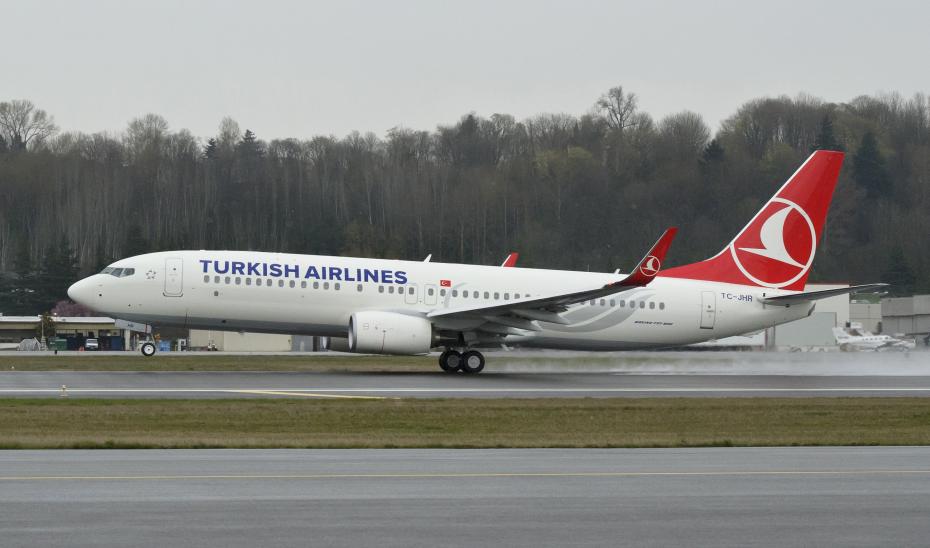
[348,311,433,355]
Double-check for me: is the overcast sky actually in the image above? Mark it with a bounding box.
[3,0,928,140]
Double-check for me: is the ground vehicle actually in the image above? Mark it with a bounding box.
[84,338,99,351]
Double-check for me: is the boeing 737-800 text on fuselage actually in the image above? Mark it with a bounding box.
[68,150,883,373]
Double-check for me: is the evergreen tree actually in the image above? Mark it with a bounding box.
[700,139,725,165]
[811,114,843,151]
[881,246,915,296]
[853,131,891,198]
[37,235,79,311]
[238,129,263,157]
[124,224,150,256]
[203,137,218,159]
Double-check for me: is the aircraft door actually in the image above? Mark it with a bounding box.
[164,258,184,297]
[700,291,716,329]
[404,283,418,305]
[424,284,438,306]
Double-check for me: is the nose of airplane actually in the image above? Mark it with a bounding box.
[67,277,94,306]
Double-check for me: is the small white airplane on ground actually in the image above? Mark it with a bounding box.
[68,150,885,373]
[832,324,916,351]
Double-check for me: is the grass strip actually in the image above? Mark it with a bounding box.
[1,397,929,449]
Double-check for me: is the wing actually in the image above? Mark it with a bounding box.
[761,283,888,305]
[428,228,677,330]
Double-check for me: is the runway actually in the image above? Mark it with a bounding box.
[3,370,930,398]
[2,447,929,547]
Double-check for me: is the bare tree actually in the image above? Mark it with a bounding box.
[0,100,58,150]
[596,86,639,131]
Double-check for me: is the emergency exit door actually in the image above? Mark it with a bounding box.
[164,258,183,297]
[700,291,716,329]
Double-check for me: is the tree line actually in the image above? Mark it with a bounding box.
[0,88,928,314]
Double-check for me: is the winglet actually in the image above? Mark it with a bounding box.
[609,227,678,288]
[501,252,519,267]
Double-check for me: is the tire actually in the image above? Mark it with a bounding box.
[140,342,157,357]
[460,350,485,374]
[439,350,462,373]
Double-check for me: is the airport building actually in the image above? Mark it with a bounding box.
[881,295,930,339]
[0,315,136,351]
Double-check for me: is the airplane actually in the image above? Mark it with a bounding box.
[68,150,886,373]
[832,324,915,351]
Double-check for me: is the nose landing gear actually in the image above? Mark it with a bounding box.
[438,349,485,374]
[140,341,157,357]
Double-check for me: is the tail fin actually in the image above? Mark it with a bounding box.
[661,150,844,291]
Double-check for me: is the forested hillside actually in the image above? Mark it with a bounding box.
[1,88,927,313]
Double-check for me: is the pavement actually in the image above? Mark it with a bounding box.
[2,447,929,547]
[3,370,930,398]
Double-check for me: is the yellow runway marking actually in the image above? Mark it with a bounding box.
[2,470,929,481]
[226,389,384,400]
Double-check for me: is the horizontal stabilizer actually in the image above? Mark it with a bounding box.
[761,283,888,305]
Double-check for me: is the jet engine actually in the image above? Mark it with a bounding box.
[348,311,434,355]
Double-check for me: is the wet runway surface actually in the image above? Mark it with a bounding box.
[2,447,930,547]
[3,371,930,398]
[1,351,928,398]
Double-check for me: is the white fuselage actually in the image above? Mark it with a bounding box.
[69,250,814,351]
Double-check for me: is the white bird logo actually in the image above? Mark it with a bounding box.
[738,206,805,268]
[640,255,661,276]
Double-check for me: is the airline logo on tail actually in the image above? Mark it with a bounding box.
[639,255,661,276]
[731,197,816,288]
[659,150,844,291]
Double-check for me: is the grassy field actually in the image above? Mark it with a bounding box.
[2,397,929,449]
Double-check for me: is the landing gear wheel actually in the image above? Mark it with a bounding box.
[439,350,462,373]
[140,342,157,357]
[460,350,485,374]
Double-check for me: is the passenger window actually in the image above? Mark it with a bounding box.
[590,300,596,306]
[494,292,500,299]
[484,291,489,299]
[379,286,384,293]
[357,284,363,292]
[301,281,307,289]
[323,282,330,290]
[389,286,395,294]
[266,279,272,287]
[600,299,606,306]
[462,291,468,299]
[639,301,645,309]
[246,278,252,286]
[514,293,520,299]
[225,276,231,284]
[659,303,665,310]
[473,291,478,298]
[504,293,510,300]
[214,276,220,283]
[313,281,319,289]
[408,287,414,295]
[610,300,615,307]
[334,283,341,290]
[440,289,446,296]
[203,275,209,283]
[278,280,284,287]
[428,288,434,296]
[649,302,655,309]
[452,290,458,297]
[236,277,242,285]
[289,280,296,288]
[628,300,634,308]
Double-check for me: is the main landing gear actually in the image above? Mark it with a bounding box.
[438,349,485,374]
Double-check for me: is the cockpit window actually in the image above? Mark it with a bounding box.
[100,267,135,277]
